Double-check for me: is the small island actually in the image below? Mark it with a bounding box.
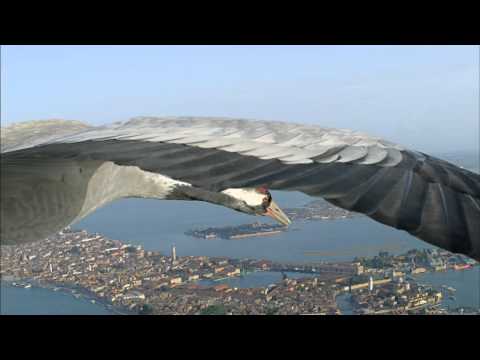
[284,199,360,222]
[186,222,286,240]
[186,198,360,240]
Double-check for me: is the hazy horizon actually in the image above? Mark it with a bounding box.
[1,45,478,154]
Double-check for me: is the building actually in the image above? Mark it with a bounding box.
[226,268,241,277]
[213,284,229,292]
[171,245,177,262]
[123,291,146,301]
[354,263,364,275]
[214,266,225,274]
[170,277,182,285]
[412,267,427,274]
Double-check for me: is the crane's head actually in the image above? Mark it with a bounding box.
[171,184,291,226]
[221,187,292,226]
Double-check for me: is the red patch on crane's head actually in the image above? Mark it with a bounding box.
[256,186,269,194]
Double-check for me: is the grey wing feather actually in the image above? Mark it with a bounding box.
[1,119,93,152]
[2,116,479,261]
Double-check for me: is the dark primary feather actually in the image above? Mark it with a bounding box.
[2,117,479,261]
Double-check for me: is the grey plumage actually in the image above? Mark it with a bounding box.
[1,116,479,261]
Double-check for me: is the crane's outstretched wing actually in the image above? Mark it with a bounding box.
[2,117,479,261]
[1,119,93,152]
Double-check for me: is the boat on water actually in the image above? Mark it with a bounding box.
[11,282,30,288]
[453,264,472,271]
[441,285,457,292]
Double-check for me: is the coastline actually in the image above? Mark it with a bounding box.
[3,265,478,315]
[2,225,478,315]
[1,277,135,315]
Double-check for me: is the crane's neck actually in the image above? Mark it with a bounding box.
[74,161,192,221]
[85,162,256,215]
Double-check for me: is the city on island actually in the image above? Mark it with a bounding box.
[1,227,478,315]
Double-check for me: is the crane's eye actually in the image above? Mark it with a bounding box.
[262,193,272,209]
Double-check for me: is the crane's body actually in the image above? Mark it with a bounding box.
[2,158,191,244]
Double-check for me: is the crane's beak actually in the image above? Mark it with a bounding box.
[265,200,291,226]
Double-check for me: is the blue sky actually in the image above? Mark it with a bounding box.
[1,45,478,153]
